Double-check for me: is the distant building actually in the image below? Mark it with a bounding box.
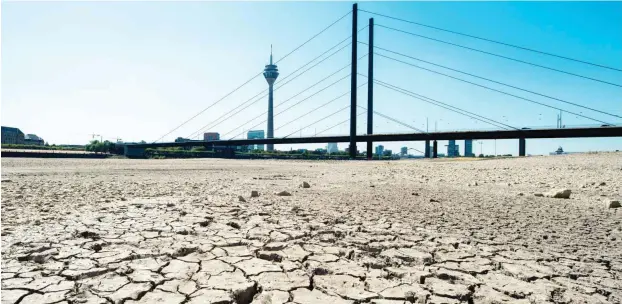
[1,126,25,145]
[464,139,474,157]
[447,140,456,157]
[383,149,392,156]
[24,134,44,146]
[549,146,577,155]
[375,145,384,156]
[327,143,339,154]
[247,130,265,151]
[203,132,220,141]
[400,146,408,156]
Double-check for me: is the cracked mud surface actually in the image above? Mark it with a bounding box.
[1,153,621,304]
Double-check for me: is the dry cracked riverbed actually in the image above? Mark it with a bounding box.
[1,153,622,304]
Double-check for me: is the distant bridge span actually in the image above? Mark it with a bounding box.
[126,126,622,157]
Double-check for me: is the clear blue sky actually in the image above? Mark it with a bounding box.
[2,1,621,155]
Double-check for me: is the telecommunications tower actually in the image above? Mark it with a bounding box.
[263,45,279,151]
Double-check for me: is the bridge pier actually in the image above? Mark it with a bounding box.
[424,140,430,158]
[432,140,438,158]
[124,146,145,158]
[519,138,526,156]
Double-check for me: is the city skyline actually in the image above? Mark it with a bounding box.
[2,2,621,155]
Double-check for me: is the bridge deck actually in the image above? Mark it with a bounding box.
[129,126,622,148]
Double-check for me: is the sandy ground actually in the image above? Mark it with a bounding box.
[1,153,621,304]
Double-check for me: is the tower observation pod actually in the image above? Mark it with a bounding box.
[264,45,279,152]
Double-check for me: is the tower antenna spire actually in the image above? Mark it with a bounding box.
[270,44,273,65]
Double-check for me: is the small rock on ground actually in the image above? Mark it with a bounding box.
[545,189,571,199]
[277,191,292,196]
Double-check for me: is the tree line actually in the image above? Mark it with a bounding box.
[85,140,124,154]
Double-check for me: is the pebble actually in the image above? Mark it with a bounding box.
[277,191,292,196]
[608,200,621,209]
[545,189,571,199]
[251,191,260,198]
[238,196,246,203]
[302,182,311,188]
[227,222,241,229]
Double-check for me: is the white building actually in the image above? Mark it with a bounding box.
[247,130,265,151]
[327,143,339,154]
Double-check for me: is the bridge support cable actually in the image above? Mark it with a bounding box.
[275,10,351,65]
[373,25,622,88]
[223,71,355,140]
[375,80,518,130]
[153,9,352,143]
[359,9,622,72]
[315,111,366,137]
[358,73,518,130]
[365,76,520,130]
[275,83,367,133]
[188,40,354,140]
[284,105,351,138]
[356,105,428,134]
[360,42,622,120]
[313,104,427,138]
[373,53,616,126]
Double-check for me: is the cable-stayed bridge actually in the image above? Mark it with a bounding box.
[126,3,622,159]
